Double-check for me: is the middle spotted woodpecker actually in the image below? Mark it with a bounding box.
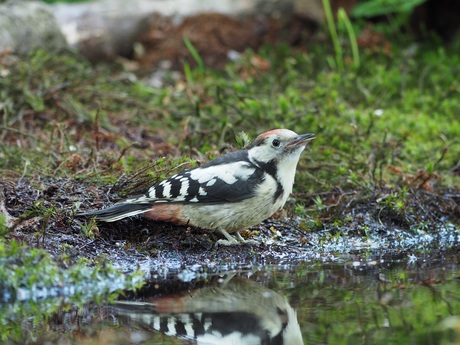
[81,129,315,245]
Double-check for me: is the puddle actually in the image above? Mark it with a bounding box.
[1,247,459,344]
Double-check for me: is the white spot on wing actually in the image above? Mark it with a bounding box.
[152,316,160,330]
[189,196,199,202]
[184,322,194,337]
[166,317,176,336]
[203,318,212,330]
[162,181,172,198]
[190,162,255,185]
[147,186,157,199]
[179,179,189,198]
[198,187,207,196]
[206,178,217,187]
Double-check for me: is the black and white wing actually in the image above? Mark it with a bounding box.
[138,150,264,204]
[80,151,264,222]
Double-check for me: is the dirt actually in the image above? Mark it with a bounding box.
[136,12,318,71]
[134,7,460,72]
[2,176,459,281]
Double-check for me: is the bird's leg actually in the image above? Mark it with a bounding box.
[216,228,241,246]
[216,229,258,246]
[235,232,246,242]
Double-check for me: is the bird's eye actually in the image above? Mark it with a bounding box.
[272,139,281,147]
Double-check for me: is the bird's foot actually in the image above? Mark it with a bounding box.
[216,238,240,246]
[216,229,258,246]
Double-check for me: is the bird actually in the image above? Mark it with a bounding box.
[80,129,315,245]
[111,275,303,344]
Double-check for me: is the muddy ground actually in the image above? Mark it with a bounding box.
[2,175,459,278]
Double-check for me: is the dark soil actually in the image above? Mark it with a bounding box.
[137,12,318,71]
[2,175,459,279]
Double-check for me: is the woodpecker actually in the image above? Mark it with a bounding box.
[81,129,315,245]
[112,276,303,344]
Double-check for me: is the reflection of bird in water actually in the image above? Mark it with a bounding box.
[112,275,303,344]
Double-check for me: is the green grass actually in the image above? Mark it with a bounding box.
[1,42,459,191]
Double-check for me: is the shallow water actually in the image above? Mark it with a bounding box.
[2,247,459,345]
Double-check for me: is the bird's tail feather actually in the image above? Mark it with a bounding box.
[79,203,153,222]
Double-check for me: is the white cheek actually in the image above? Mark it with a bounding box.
[248,146,276,163]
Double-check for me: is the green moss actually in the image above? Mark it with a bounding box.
[0,240,144,340]
[4,44,458,190]
[0,241,144,293]
[0,213,8,237]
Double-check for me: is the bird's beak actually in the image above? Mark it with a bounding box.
[287,133,316,148]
